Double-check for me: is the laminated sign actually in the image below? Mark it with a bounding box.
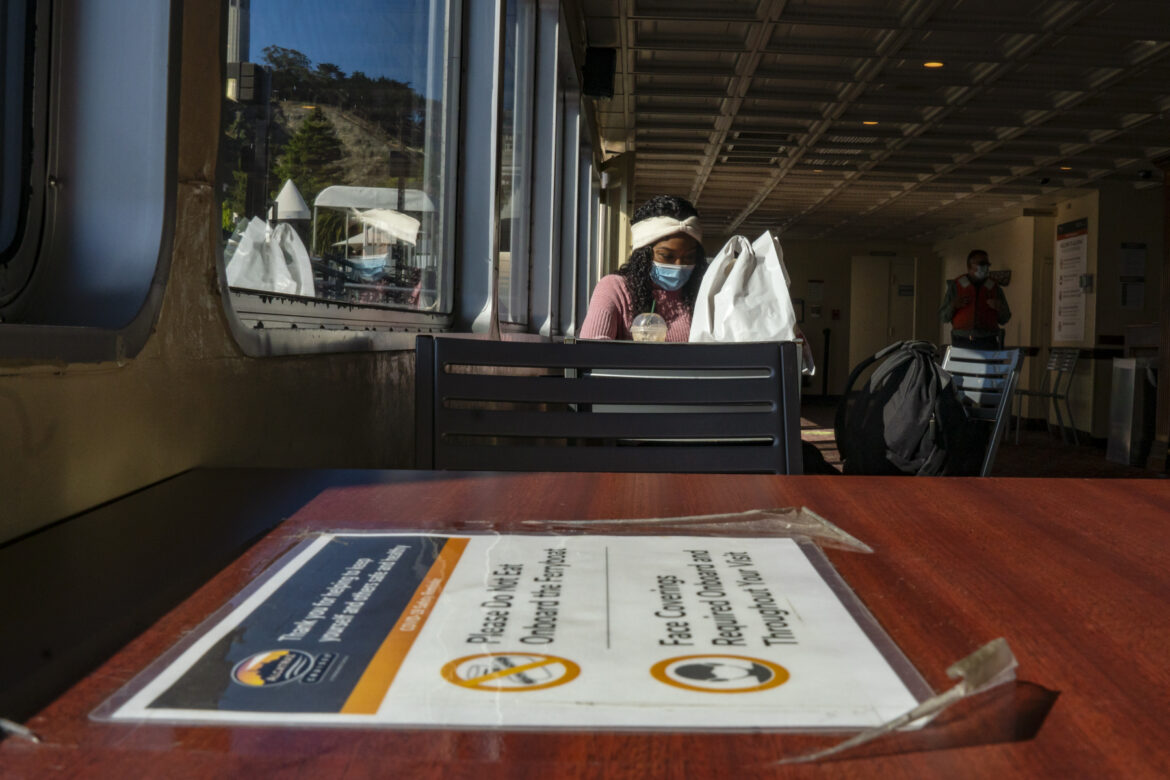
[99,534,929,729]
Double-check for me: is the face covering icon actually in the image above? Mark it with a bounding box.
[651,262,694,291]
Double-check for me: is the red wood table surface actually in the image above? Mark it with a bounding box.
[3,470,1169,778]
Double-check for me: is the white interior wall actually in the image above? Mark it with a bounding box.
[1095,183,1164,335]
[778,239,939,395]
[1090,182,1164,439]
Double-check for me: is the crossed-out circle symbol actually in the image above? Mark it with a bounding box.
[440,652,580,692]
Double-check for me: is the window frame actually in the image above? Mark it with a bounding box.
[573,140,597,333]
[527,0,564,337]
[556,87,581,337]
[495,0,537,327]
[0,0,181,364]
[0,0,38,267]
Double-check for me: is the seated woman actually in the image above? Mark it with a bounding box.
[580,195,706,342]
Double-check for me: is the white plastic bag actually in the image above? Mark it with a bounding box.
[690,231,798,343]
[224,217,316,297]
[271,222,316,297]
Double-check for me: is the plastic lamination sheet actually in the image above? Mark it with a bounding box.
[95,532,930,730]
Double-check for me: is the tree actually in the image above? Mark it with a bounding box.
[317,62,345,81]
[273,107,344,209]
[262,45,313,99]
[314,62,347,105]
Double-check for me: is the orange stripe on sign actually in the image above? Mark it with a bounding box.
[340,537,468,714]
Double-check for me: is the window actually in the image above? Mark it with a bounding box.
[219,0,458,344]
[0,0,176,361]
[451,0,602,338]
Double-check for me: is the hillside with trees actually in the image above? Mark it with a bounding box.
[261,45,427,151]
[221,46,430,230]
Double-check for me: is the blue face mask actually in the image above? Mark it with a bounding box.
[651,262,694,291]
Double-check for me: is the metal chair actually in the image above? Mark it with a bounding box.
[415,336,803,474]
[941,347,1023,477]
[1013,347,1080,444]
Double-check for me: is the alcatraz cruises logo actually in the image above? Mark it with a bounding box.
[231,649,339,687]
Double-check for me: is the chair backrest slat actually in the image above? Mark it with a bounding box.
[442,408,779,440]
[955,389,1005,407]
[946,361,1009,377]
[416,337,803,474]
[952,374,1006,390]
[1047,347,1080,373]
[441,373,780,405]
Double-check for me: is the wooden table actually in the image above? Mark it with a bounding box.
[3,470,1169,777]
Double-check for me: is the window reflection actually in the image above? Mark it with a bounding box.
[220,0,451,314]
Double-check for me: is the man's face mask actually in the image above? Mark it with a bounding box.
[651,262,695,291]
[972,264,990,281]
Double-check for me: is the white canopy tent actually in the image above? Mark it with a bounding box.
[313,185,435,213]
[351,208,420,247]
[311,185,434,256]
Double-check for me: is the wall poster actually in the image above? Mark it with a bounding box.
[96,533,929,731]
[1054,218,1088,342]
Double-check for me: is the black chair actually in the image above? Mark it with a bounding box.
[415,336,803,474]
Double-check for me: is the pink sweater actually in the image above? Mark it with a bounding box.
[579,274,692,342]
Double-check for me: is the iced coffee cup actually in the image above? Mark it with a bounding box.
[631,312,668,342]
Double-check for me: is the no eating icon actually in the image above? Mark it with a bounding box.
[440,652,581,692]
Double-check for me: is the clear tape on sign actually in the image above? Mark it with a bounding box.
[513,506,873,554]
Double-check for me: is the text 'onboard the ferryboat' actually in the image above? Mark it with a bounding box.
[467,547,568,645]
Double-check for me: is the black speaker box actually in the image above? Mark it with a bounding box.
[583,47,617,98]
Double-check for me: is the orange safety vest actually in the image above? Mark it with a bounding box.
[951,274,1000,331]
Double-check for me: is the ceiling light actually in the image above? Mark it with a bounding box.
[862,120,879,125]
[1060,166,1072,171]
[923,61,945,68]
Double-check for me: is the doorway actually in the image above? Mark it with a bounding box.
[848,256,917,373]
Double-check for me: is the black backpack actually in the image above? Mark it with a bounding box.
[834,341,984,476]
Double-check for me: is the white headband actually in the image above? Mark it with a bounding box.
[630,215,703,251]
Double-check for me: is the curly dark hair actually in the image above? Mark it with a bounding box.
[616,195,707,315]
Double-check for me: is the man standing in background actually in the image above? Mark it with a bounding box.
[940,249,1011,349]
